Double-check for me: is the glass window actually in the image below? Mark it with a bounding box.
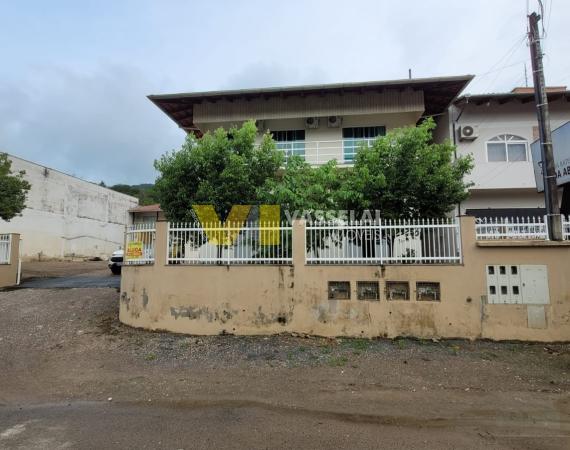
[487,143,507,161]
[272,130,305,160]
[507,143,527,161]
[342,126,385,163]
[486,135,528,162]
[271,130,305,142]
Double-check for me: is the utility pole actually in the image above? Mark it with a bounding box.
[528,11,562,240]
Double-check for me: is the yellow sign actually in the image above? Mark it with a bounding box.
[192,204,281,245]
[126,241,143,259]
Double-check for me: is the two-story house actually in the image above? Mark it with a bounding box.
[445,87,569,218]
[149,75,472,167]
[150,76,568,219]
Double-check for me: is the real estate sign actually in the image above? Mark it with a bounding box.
[531,121,570,192]
[126,241,143,259]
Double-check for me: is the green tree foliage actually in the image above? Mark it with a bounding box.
[337,118,473,218]
[0,153,31,221]
[153,120,284,221]
[109,183,158,206]
[259,156,348,219]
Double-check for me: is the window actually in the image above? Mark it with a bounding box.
[271,130,305,159]
[486,134,528,162]
[342,126,385,163]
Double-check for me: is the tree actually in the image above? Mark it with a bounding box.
[337,118,473,219]
[108,183,158,206]
[259,156,347,220]
[154,120,284,222]
[0,153,32,221]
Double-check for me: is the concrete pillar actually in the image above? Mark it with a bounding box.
[292,219,306,267]
[459,216,476,265]
[9,234,20,267]
[155,220,168,266]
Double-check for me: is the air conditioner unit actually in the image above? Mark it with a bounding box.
[327,116,342,128]
[459,125,478,141]
[305,117,320,129]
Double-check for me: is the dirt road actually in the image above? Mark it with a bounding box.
[0,263,569,449]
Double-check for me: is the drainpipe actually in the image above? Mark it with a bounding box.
[451,100,468,217]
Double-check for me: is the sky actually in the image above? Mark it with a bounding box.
[1,0,569,185]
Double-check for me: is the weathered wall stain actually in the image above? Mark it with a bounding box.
[170,304,238,323]
[252,306,293,326]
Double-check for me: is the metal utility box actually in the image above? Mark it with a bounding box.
[486,264,549,305]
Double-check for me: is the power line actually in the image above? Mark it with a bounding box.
[474,34,528,94]
[545,0,553,37]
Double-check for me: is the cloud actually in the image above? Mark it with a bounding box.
[2,0,569,188]
[225,62,329,90]
[0,64,184,185]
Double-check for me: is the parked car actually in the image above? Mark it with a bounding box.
[108,249,124,275]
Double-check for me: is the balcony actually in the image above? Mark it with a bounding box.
[277,138,377,166]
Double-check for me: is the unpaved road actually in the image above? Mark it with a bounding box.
[0,263,569,449]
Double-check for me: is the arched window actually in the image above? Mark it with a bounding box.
[486,134,528,162]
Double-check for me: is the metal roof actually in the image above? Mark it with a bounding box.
[129,203,162,213]
[455,90,570,106]
[148,75,474,132]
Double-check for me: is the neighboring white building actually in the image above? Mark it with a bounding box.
[149,75,472,166]
[443,87,569,217]
[0,154,138,260]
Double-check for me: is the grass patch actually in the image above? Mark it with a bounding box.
[345,339,371,352]
[328,356,349,367]
[178,340,191,349]
[144,352,157,361]
[320,345,333,355]
[394,338,407,350]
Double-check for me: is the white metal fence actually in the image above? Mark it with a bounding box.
[124,224,156,265]
[306,218,461,264]
[475,216,548,240]
[564,216,570,240]
[167,222,293,265]
[0,234,11,264]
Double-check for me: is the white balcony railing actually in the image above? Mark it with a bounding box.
[277,139,377,166]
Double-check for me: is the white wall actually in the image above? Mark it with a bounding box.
[453,99,570,190]
[0,155,138,260]
[461,189,545,214]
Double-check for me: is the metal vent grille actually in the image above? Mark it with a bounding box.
[328,281,351,300]
[357,281,380,301]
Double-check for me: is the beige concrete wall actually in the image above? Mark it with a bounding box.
[120,218,570,342]
[0,234,20,288]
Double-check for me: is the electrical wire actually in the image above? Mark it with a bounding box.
[545,0,553,38]
[481,34,528,94]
